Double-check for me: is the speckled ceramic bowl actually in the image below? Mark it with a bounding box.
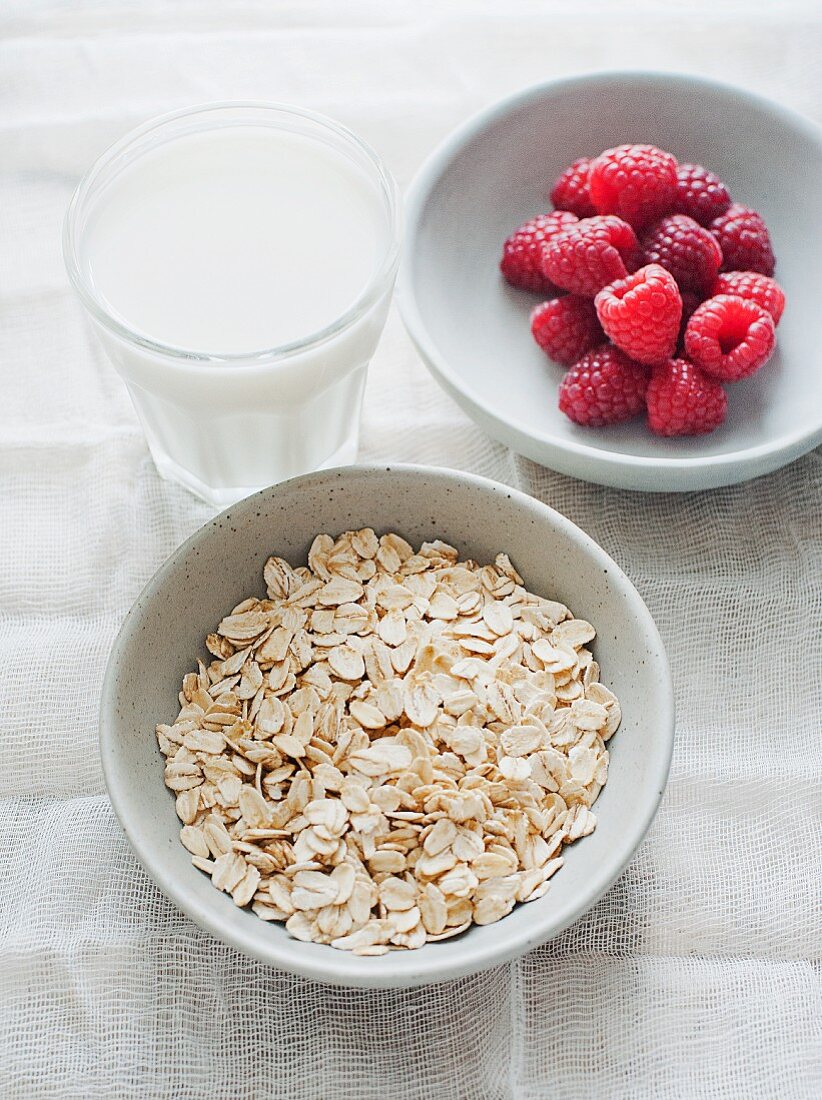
[399,72,822,490]
[100,465,673,987]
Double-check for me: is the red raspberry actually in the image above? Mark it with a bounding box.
[641,214,722,296]
[713,271,785,325]
[647,358,727,436]
[677,291,702,351]
[530,296,603,366]
[684,294,775,381]
[588,144,678,230]
[710,204,775,276]
[594,264,682,366]
[672,163,731,226]
[500,211,578,292]
[542,215,641,297]
[558,345,649,427]
[550,157,596,218]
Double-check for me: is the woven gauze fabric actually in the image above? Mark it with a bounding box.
[0,2,820,1097]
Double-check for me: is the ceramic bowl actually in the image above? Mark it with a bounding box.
[399,72,822,491]
[101,465,673,987]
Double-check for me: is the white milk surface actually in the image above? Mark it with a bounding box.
[81,126,387,354]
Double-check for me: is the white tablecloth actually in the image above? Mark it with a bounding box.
[1,2,820,1096]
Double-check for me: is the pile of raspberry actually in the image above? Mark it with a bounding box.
[500,144,784,436]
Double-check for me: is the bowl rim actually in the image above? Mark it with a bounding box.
[100,463,675,987]
[398,70,822,483]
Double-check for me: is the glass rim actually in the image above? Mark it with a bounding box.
[62,100,402,368]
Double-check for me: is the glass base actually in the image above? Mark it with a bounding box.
[150,428,361,509]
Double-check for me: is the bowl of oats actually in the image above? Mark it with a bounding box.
[100,465,673,987]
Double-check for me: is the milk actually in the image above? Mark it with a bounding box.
[80,126,388,354]
[65,105,400,506]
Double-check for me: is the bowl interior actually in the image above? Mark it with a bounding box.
[403,73,822,468]
[102,466,673,986]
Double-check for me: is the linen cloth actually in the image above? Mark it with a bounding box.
[1,2,820,1096]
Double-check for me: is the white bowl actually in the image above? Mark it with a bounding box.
[399,72,822,491]
[101,465,673,987]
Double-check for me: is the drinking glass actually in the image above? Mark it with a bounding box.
[63,103,401,506]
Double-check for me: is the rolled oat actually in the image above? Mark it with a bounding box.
[157,531,621,953]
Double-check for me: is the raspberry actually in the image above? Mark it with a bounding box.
[550,157,596,218]
[558,345,649,427]
[641,214,722,296]
[713,271,785,324]
[530,296,603,366]
[588,144,678,229]
[672,163,731,226]
[684,294,775,381]
[710,204,775,276]
[646,358,727,436]
[594,264,682,366]
[542,215,641,297]
[500,211,578,292]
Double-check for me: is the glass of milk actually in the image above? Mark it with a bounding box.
[63,103,401,506]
